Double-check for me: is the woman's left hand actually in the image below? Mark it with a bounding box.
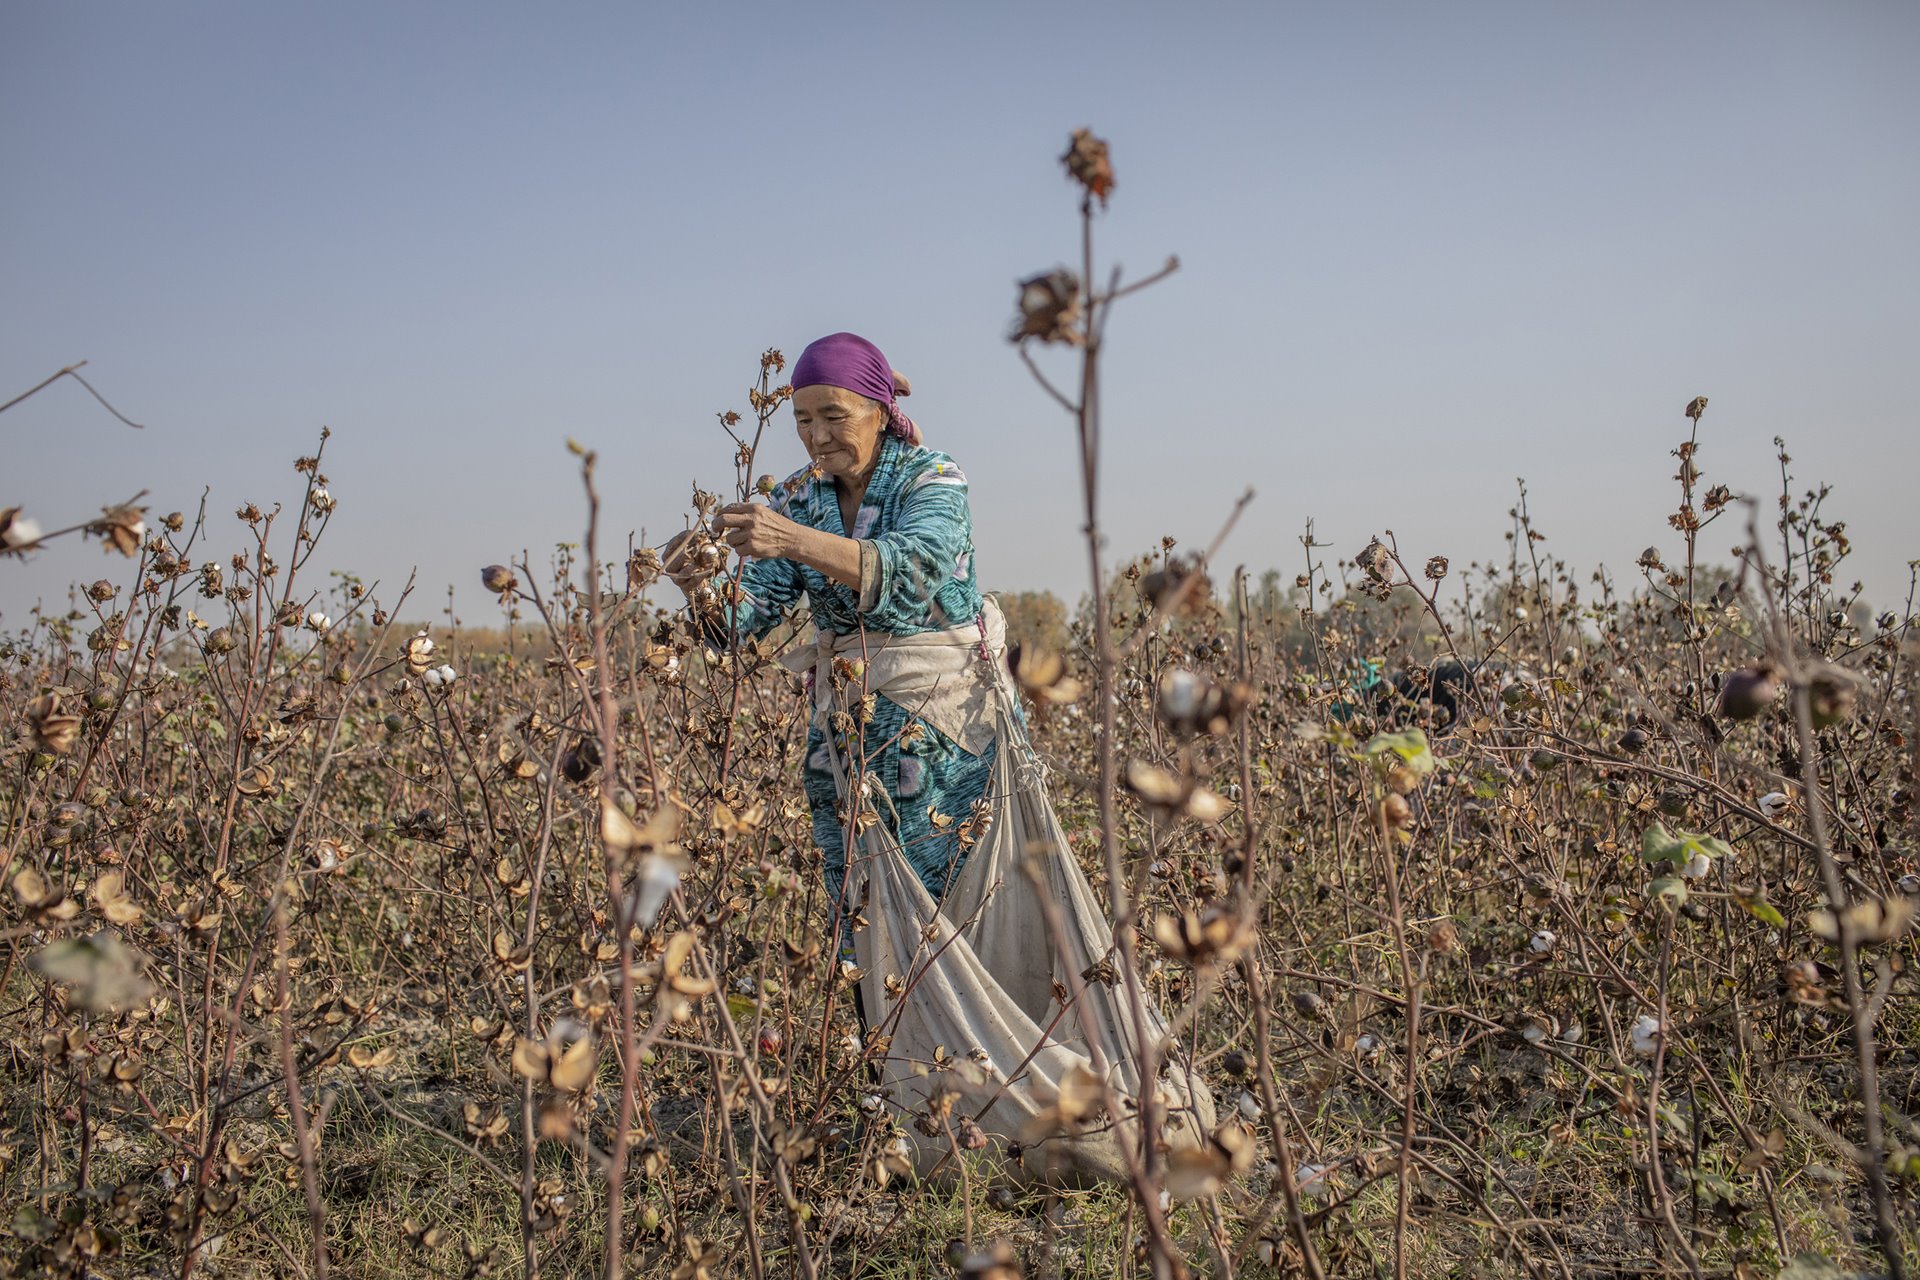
[714,502,803,560]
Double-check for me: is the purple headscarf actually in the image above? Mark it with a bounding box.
[791,332,922,445]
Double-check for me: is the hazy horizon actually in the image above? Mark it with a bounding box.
[5,2,1917,628]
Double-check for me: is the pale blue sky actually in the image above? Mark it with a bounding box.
[4,2,1916,626]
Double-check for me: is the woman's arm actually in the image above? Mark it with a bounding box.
[860,462,973,628]
[665,522,807,644]
[714,502,863,588]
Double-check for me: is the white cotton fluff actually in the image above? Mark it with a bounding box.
[1561,1021,1584,1044]
[632,854,682,928]
[1237,1090,1261,1123]
[1295,1163,1336,1199]
[1680,852,1712,879]
[1630,1013,1662,1057]
[1758,791,1790,819]
[3,516,44,549]
[307,611,331,631]
[1529,929,1557,954]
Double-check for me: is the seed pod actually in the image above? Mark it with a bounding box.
[1354,537,1392,583]
[1716,665,1779,721]
[25,693,82,755]
[1804,664,1859,728]
[561,737,602,784]
[1060,127,1115,203]
[1379,793,1413,829]
[1010,270,1083,345]
[404,632,436,675]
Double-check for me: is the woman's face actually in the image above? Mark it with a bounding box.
[792,385,886,481]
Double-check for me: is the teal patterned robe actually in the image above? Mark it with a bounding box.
[708,433,996,944]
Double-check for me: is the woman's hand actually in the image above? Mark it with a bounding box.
[714,502,802,561]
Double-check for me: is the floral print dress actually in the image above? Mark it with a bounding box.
[709,432,997,942]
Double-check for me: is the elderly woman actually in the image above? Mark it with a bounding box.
[665,333,998,946]
[664,333,1216,1181]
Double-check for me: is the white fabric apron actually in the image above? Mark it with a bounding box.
[787,597,1216,1183]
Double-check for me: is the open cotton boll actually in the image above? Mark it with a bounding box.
[1236,1090,1260,1123]
[434,664,457,683]
[2,515,44,549]
[1680,852,1712,879]
[1529,929,1556,953]
[306,611,331,631]
[423,668,444,688]
[1630,1013,1662,1057]
[1295,1163,1335,1199]
[1758,791,1790,819]
[632,852,684,928]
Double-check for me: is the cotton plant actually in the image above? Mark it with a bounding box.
[1641,821,1732,907]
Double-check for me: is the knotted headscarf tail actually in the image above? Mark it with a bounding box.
[791,332,922,445]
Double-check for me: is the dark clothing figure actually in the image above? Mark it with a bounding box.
[1381,658,1481,734]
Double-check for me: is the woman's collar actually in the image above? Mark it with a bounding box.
[841,431,903,496]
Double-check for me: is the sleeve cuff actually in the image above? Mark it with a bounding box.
[858,539,881,613]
